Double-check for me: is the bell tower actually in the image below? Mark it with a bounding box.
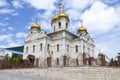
[51,3,70,32]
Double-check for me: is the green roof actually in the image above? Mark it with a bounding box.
[6,46,24,52]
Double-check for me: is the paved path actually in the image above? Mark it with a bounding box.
[0,72,54,80]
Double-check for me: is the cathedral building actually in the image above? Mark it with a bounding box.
[23,3,95,67]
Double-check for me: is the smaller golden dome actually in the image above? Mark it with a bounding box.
[78,26,87,33]
[98,53,103,56]
[78,21,87,33]
[98,49,103,56]
[31,23,40,30]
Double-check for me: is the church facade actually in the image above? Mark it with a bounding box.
[23,3,95,67]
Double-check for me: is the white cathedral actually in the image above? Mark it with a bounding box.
[23,3,95,67]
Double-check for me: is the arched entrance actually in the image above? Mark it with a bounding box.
[83,53,87,65]
[76,58,79,66]
[47,57,52,67]
[57,58,59,65]
[63,55,68,66]
[27,55,35,65]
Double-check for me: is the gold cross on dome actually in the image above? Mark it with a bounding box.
[58,2,64,12]
[35,17,38,24]
[81,20,83,27]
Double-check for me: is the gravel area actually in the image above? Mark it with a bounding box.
[0,72,54,80]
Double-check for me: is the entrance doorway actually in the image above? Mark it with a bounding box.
[47,57,52,67]
[27,55,35,65]
[63,55,67,66]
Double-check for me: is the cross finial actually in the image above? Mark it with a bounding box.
[35,17,38,24]
[58,2,64,12]
[81,20,83,27]
[99,49,101,53]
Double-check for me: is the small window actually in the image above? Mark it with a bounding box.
[47,44,50,51]
[66,22,68,28]
[54,26,55,32]
[57,44,59,52]
[67,45,69,52]
[40,43,42,51]
[57,58,59,65]
[58,22,61,28]
[83,45,85,53]
[76,45,78,52]
[33,45,35,52]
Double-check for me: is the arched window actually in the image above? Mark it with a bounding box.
[83,45,85,53]
[57,58,59,65]
[67,45,69,52]
[58,22,61,28]
[26,46,28,53]
[66,22,68,28]
[76,45,78,52]
[57,44,59,52]
[54,26,55,32]
[33,45,35,52]
[47,44,50,51]
[40,43,42,51]
[76,58,79,66]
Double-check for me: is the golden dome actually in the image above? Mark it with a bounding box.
[98,53,103,56]
[78,26,87,33]
[57,13,69,18]
[52,14,58,22]
[31,23,40,30]
[52,12,69,22]
[78,21,87,33]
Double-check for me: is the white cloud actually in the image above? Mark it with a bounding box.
[0,33,24,48]
[5,39,22,48]
[24,0,57,10]
[96,35,120,59]
[8,27,14,30]
[11,0,23,8]
[40,20,51,32]
[63,0,95,10]
[12,12,19,16]
[116,5,120,16]
[2,28,6,32]
[26,10,53,32]
[0,22,8,26]
[69,21,80,34]
[16,32,27,38]
[4,17,10,20]
[0,34,13,41]
[81,1,120,35]
[0,0,9,7]
[101,0,120,4]
[36,10,53,20]
[0,8,19,16]
[0,38,23,48]
[66,9,81,21]
[0,8,15,14]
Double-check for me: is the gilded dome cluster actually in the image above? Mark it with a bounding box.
[51,3,69,22]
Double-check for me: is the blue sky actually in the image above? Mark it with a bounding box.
[0,0,120,59]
